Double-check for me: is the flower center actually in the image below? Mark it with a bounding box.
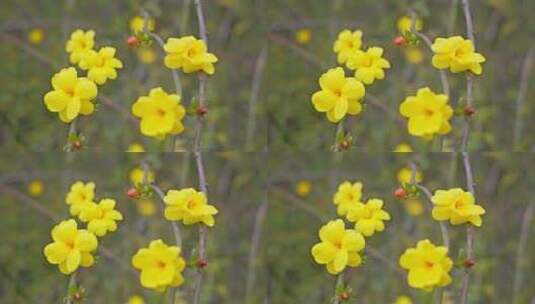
[156,260,166,269]
[425,261,434,269]
[187,199,198,209]
[424,108,434,117]
[334,241,343,249]
[66,241,75,250]
[454,200,464,209]
[361,57,372,67]
[156,108,166,117]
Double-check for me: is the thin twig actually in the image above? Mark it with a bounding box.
[512,202,534,304]
[415,183,450,249]
[333,272,344,304]
[245,200,268,303]
[245,45,268,150]
[65,272,77,304]
[460,151,476,304]
[192,1,210,303]
[513,46,535,150]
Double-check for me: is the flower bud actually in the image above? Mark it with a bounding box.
[394,187,407,199]
[196,106,208,116]
[464,106,476,117]
[127,187,140,199]
[127,36,140,47]
[73,140,82,150]
[464,258,475,269]
[339,140,350,150]
[196,258,208,268]
[393,36,407,46]
[339,292,349,300]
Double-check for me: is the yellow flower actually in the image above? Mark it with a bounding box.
[346,199,391,237]
[333,29,363,65]
[131,87,186,138]
[399,87,453,139]
[66,181,96,216]
[164,36,218,75]
[405,199,424,216]
[333,181,363,216]
[394,295,413,304]
[164,188,218,226]
[78,47,123,85]
[78,199,123,237]
[397,167,423,185]
[431,36,486,75]
[66,29,95,64]
[394,143,413,152]
[138,48,157,64]
[311,67,365,123]
[311,219,365,275]
[127,143,145,152]
[431,188,485,226]
[28,28,44,44]
[296,180,312,197]
[28,180,44,197]
[405,47,424,64]
[130,16,156,34]
[137,200,156,216]
[43,219,98,275]
[295,28,312,45]
[347,47,391,85]
[128,295,145,304]
[43,67,98,123]
[130,167,155,186]
[397,16,423,33]
[131,239,186,291]
[399,239,453,291]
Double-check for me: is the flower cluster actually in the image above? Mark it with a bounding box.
[399,87,453,139]
[163,188,218,227]
[312,29,390,124]
[431,188,485,226]
[44,29,122,123]
[131,239,186,291]
[44,181,122,275]
[311,180,390,275]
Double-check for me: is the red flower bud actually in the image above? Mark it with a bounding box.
[73,292,82,300]
[340,292,349,300]
[464,106,476,117]
[73,141,82,150]
[339,140,350,150]
[196,106,208,116]
[127,187,140,199]
[127,36,140,47]
[196,258,208,268]
[464,258,475,269]
[394,187,407,199]
[393,36,407,46]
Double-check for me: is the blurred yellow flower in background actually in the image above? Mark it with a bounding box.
[28,28,44,45]
[127,295,145,304]
[394,295,413,304]
[405,47,424,64]
[405,199,424,216]
[296,180,312,197]
[130,16,155,34]
[28,180,44,197]
[295,28,312,45]
[137,200,156,216]
[394,143,413,152]
[126,143,145,152]
[397,16,423,33]
[138,48,157,64]
[397,167,422,184]
[129,167,155,186]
